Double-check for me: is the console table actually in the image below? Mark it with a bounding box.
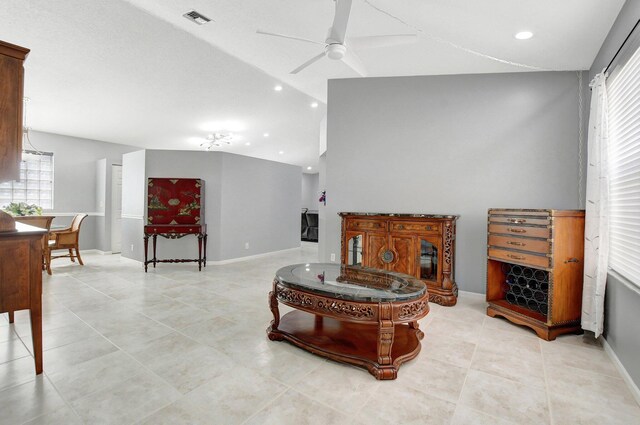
[0,222,45,374]
[143,224,207,272]
[268,263,429,380]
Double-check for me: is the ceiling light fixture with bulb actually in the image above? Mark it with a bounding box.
[201,132,233,150]
[515,31,533,40]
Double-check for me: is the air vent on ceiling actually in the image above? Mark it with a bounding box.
[183,10,211,25]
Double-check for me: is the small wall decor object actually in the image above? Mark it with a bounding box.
[319,190,326,206]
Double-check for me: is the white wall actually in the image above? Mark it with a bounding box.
[324,71,586,293]
[27,131,138,250]
[121,149,146,261]
[301,173,319,211]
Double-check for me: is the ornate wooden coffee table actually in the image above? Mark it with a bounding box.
[267,263,430,380]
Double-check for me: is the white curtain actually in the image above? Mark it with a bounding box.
[581,72,609,338]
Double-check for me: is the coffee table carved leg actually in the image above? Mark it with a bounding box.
[267,285,283,341]
[375,303,397,380]
[409,320,424,339]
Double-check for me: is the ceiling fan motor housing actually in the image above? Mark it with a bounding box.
[326,43,346,60]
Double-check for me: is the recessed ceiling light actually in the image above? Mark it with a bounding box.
[274,85,283,91]
[515,31,533,40]
[263,132,269,137]
[245,142,251,146]
[310,102,318,108]
[278,151,284,155]
[307,166,312,170]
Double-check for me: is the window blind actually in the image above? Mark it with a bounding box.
[607,43,640,287]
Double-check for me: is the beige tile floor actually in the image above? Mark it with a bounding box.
[1,244,639,424]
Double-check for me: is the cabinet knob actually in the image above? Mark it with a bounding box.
[397,224,404,230]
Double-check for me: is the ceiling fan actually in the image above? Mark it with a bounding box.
[256,0,417,76]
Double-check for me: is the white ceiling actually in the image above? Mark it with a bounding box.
[0,0,626,170]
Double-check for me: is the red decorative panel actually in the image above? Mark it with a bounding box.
[147,178,204,225]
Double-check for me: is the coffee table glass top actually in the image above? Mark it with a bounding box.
[275,263,426,302]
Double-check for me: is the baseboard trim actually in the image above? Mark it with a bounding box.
[602,337,640,406]
[208,246,303,265]
[82,249,112,255]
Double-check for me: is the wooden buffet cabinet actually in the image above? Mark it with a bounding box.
[0,40,30,182]
[340,212,459,306]
[486,209,585,340]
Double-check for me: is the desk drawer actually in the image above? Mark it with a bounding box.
[488,248,550,269]
[488,235,550,255]
[390,221,440,234]
[488,223,550,239]
[346,220,386,232]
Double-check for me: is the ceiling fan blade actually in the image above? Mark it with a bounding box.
[290,52,327,74]
[348,34,418,49]
[341,49,367,77]
[328,0,353,44]
[256,29,325,46]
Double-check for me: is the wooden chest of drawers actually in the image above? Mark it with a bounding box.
[486,209,585,340]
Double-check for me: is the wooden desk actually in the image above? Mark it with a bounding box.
[143,224,207,272]
[0,222,45,374]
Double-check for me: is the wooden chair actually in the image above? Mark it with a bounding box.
[48,213,88,270]
[14,215,55,275]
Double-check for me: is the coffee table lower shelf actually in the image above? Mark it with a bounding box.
[268,310,423,380]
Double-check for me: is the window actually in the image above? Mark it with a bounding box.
[0,150,54,209]
[608,41,640,287]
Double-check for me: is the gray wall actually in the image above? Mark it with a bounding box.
[591,0,640,390]
[302,173,319,211]
[219,153,301,260]
[120,149,301,262]
[27,131,137,250]
[323,71,585,293]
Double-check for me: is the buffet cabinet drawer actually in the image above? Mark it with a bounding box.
[488,248,550,269]
[488,223,550,239]
[390,221,440,234]
[488,235,550,255]
[346,220,386,232]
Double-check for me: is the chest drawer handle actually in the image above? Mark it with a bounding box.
[397,224,404,230]
[506,241,525,246]
[507,254,525,260]
[507,228,526,233]
[507,218,526,224]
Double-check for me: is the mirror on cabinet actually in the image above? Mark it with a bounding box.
[347,234,363,266]
[419,239,437,281]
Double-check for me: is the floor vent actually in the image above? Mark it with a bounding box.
[183,10,211,25]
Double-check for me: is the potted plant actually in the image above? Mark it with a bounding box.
[2,202,43,216]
